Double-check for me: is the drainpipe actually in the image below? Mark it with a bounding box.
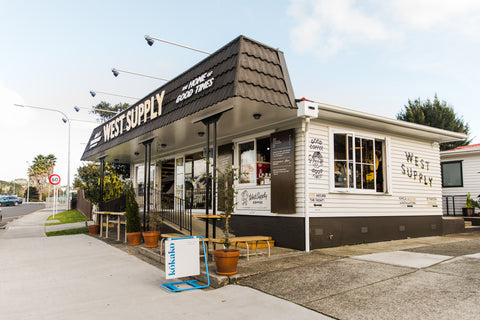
[304,117,311,252]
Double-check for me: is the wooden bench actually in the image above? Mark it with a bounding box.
[209,236,273,261]
[96,211,126,242]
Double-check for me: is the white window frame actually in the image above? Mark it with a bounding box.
[329,128,391,194]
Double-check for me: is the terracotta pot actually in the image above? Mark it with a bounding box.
[143,231,161,248]
[88,224,100,235]
[213,249,240,275]
[126,232,142,246]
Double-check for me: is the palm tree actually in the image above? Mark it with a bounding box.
[28,154,57,200]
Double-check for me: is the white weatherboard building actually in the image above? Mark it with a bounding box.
[441,143,480,216]
[82,36,467,250]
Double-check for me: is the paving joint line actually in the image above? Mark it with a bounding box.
[303,267,420,305]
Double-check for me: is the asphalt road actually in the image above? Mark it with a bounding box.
[0,203,45,228]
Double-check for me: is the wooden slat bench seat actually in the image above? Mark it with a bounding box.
[209,236,273,261]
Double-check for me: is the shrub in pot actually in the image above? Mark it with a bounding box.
[463,193,477,217]
[125,181,142,245]
[143,210,161,248]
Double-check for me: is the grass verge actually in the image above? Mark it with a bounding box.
[46,209,88,225]
[46,227,89,237]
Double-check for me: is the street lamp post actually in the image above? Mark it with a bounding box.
[15,104,71,210]
[26,161,30,203]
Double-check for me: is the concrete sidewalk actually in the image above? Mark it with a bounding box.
[0,211,330,320]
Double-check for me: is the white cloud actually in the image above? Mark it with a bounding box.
[288,0,480,58]
[288,0,389,57]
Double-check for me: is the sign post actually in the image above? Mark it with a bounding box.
[162,236,210,292]
[48,174,61,219]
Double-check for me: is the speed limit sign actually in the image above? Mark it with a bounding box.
[49,174,61,185]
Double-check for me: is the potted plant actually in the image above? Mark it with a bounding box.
[463,193,477,216]
[142,209,161,248]
[213,164,241,276]
[125,181,142,245]
[88,223,100,235]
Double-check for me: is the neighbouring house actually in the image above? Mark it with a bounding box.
[441,143,480,216]
[81,35,467,250]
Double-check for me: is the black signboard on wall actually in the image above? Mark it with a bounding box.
[271,129,295,214]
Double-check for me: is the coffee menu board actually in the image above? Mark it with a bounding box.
[271,129,295,214]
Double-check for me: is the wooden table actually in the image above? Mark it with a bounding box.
[96,211,126,242]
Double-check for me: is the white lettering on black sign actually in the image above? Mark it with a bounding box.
[176,70,214,104]
[102,90,165,143]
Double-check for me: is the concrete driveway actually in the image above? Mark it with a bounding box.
[238,233,480,320]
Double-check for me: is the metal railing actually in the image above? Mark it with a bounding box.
[152,190,192,235]
[442,195,467,216]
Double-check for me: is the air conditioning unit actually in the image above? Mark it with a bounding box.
[297,100,318,118]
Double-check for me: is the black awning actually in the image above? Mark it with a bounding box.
[81,35,296,161]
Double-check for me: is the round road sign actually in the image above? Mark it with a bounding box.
[49,174,61,185]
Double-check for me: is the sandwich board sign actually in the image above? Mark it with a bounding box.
[162,236,210,292]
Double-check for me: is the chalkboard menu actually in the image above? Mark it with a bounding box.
[271,129,295,214]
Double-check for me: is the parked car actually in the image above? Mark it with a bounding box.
[0,196,23,206]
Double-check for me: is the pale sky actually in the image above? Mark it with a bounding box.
[1,0,479,185]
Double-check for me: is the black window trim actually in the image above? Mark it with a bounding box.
[441,160,464,188]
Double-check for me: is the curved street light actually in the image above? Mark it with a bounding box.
[15,104,72,210]
[144,35,212,55]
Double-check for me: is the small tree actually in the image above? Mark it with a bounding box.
[125,181,142,233]
[73,162,124,205]
[216,164,238,251]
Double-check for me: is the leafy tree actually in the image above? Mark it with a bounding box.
[28,154,57,200]
[73,162,125,204]
[24,186,39,201]
[91,101,129,122]
[396,95,471,151]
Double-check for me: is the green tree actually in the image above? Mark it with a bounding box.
[91,101,129,122]
[73,162,124,204]
[396,95,471,151]
[28,154,57,200]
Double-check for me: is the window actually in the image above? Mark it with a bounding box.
[238,137,271,185]
[333,133,385,192]
[185,152,212,209]
[441,161,463,187]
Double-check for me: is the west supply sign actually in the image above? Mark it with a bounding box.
[99,70,215,144]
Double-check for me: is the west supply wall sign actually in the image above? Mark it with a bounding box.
[400,151,433,187]
[99,70,215,145]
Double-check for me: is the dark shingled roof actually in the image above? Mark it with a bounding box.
[81,35,296,160]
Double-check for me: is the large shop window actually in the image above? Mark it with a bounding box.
[333,133,385,192]
[441,161,463,187]
[239,137,271,185]
[185,152,212,210]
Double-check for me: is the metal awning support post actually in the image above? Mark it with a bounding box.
[142,139,154,231]
[99,156,106,211]
[201,113,224,241]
